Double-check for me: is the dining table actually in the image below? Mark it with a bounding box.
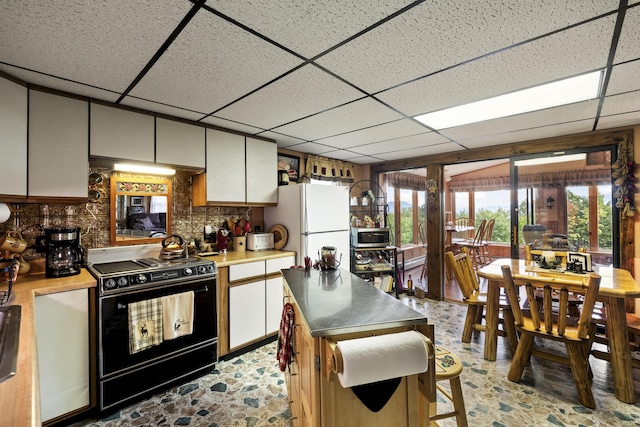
[445,225,474,248]
[477,258,640,404]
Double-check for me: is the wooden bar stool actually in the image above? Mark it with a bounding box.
[419,345,468,427]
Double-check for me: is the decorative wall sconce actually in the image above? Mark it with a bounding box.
[546,196,555,209]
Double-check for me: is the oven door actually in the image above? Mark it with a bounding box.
[98,276,216,378]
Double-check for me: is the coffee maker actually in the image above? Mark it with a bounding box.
[45,227,85,278]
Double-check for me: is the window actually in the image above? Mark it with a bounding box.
[400,189,414,245]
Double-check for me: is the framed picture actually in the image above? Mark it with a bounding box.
[278,153,300,182]
[131,196,144,206]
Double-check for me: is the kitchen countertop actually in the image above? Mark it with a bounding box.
[282,268,427,337]
[0,250,294,426]
[0,269,97,427]
[200,249,296,267]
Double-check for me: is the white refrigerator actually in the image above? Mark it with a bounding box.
[264,183,350,268]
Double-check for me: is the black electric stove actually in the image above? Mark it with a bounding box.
[87,256,216,295]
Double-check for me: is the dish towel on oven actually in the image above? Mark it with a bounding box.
[128,297,163,354]
[161,291,195,340]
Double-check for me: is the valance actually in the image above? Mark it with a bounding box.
[305,154,354,183]
[382,172,427,191]
[447,168,611,192]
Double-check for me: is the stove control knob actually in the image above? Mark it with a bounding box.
[104,279,116,289]
[136,274,147,284]
[183,267,193,276]
[117,277,128,287]
[197,266,206,274]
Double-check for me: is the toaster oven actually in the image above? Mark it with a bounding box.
[247,232,275,251]
[350,228,391,248]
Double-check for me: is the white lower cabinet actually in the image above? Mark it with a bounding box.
[35,289,90,423]
[229,280,266,349]
[227,255,295,351]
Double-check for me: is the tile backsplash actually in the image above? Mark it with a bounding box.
[0,167,256,257]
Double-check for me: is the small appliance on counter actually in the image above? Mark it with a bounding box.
[350,227,391,248]
[45,227,85,278]
[246,232,274,251]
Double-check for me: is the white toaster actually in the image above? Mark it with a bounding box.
[246,232,275,251]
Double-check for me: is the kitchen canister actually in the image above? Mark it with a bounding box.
[233,236,246,252]
[0,203,11,223]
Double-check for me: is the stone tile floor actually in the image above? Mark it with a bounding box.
[73,296,640,426]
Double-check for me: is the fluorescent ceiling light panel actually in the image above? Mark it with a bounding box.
[415,71,602,130]
[514,153,586,167]
[114,163,176,176]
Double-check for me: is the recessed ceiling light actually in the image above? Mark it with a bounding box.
[414,71,602,130]
[114,163,176,176]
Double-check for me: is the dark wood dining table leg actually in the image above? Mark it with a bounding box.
[605,297,636,403]
[484,278,499,361]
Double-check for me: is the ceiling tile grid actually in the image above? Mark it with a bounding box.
[373,141,462,161]
[377,16,615,117]
[207,0,417,59]
[606,61,640,95]
[0,0,192,92]
[316,119,430,149]
[315,0,620,94]
[271,97,404,141]
[613,6,640,63]
[348,132,449,156]
[213,64,365,129]
[128,8,304,114]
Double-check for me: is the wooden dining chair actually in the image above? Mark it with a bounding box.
[445,248,517,353]
[500,265,601,409]
[458,219,487,269]
[481,218,495,265]
[591,305,640,369]
[418,221,428,281]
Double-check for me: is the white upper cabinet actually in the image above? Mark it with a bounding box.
[29,90,88,198]
[196,129,246,204]
[246,137,277,204]
[155,118,205,168]
[0,76,27,196]
[90,103,154,162]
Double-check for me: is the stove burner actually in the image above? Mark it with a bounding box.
[88,256,216,295]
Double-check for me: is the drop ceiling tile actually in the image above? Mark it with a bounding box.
[597,111,640,130]
[350,132,448,156]
[458,120,594,149]
[600,91,640,116]
[215,65,364,129]
[199,116,266,135]
[122,96,207,122]
[208,0,416,58]
[607,61,640,96]
[614,7,640,63]
[377,17,614,116]
[256,131,308,148]
[317,119,429,149]
[440,100,599,141]
[0,0,192,92]
[317,0,619,93]
[0,65,121,103]
[272,98,404,141]
[129,9,304,114]
[373,142,462,161]
[327,153,386,164]
[284,142,338,155]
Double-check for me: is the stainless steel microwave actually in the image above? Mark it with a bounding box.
[350,228,391,248]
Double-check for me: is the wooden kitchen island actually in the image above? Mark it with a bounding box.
[281,268,432,427]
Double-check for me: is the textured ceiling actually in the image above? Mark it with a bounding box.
[1,0,639,166]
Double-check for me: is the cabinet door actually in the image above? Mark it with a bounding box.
[297,319,319,427]
[229,260,265,281]
[29,90,88,198]
[155,118,205,168]
[90,103,154,162]
[204,129,245,203]
[265,276,284,335]
[246,137,277,204]
[35,289,90,422]
[0,76,27,196]
[266,255,296,274]
[229,280,266,349]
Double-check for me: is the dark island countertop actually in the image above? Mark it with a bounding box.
[282,268,427,337]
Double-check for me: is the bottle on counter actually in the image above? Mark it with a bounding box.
[407,274,413,295]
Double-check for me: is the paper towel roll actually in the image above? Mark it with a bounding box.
[0,203,10,223]
[336,330,429,388]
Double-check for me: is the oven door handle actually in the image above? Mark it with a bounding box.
[116,286,210,310]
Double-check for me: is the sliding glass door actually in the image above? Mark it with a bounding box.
[510,146,618,266]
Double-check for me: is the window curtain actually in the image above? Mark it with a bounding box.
[447,168,611,192]
[382,172,427,191]
[305,154,354,183]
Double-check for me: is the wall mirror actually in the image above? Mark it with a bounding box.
[110,175,172,246]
